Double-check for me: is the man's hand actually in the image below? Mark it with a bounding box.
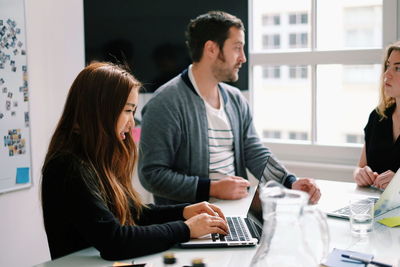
[209,176,250,200]
[183,201,226,221]
[373,170,395,189]
[354,166,378,187]
[292,178,321,204]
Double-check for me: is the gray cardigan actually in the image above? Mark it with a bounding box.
[139,69,296,204]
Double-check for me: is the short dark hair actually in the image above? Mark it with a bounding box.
[185,11,244,62]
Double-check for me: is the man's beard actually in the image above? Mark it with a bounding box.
[212,51,239,82]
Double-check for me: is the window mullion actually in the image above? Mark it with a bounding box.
[311,0,317,143]
[382,0,398,45]
[311,0,317,51]
[311,64,317,144]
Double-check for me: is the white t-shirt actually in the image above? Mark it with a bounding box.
[188,65,236,180]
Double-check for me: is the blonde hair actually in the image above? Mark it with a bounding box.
[376,41,400,119]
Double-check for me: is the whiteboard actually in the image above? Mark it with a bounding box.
[0,0,32,193]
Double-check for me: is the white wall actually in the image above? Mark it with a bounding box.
[0,0,85,266]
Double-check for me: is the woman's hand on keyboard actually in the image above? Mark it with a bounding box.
[183,201,226,221]
[184,213,228,238]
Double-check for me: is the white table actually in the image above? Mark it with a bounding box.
[35,180,400,267]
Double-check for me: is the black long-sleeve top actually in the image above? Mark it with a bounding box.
[364,106,400,174]
[41,153,190,261]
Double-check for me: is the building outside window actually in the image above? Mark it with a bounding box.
[289,12,308,24]
[289,32,308,48]
[250,0,396,165]
[262,14,280,25]
[345,134,364,144]
[263,65,281,79]
[263,130,282,139]
[289,131,308,140]
[289,65,308,79]
[262,34,281,49]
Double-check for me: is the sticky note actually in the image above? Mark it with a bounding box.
[378,216,400,227]
[16,167,29,184]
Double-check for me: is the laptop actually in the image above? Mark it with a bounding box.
[327,168,400,219]
[180,184,263,248]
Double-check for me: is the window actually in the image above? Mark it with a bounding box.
[289,131,308,140]
[289,12,308,24]
[263,130,282,139]
[262,34,280,49]
[262,65,281,79]
[289,33,308,48]
[262,14,280,25]
[250,0,396,166]
[344,6,381,48]
[346,134,364,144]
[289,65,308,79]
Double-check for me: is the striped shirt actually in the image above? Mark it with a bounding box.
[188,65,235,179]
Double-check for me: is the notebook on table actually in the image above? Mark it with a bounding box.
[327,168,400,219]
[180,184,263,248]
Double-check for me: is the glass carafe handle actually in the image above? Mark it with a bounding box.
[302,206,330,264]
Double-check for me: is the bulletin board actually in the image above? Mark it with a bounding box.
[0,0,32,193]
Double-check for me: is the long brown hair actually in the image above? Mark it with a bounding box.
[42,62,143,225]
[376,41,400,119]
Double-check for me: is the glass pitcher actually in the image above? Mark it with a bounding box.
[250,181,330,267]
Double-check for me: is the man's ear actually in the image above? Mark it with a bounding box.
[203,40,219,60]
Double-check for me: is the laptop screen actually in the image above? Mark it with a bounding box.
[374,168,400,216]
[246,186,264,229]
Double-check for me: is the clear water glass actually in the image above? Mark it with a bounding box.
[349,198,374,235]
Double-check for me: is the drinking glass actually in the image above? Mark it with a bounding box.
[349,197,374,235]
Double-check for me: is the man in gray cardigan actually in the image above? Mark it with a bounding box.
[139,11,321,205]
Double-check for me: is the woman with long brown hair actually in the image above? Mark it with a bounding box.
[354,41,400,189]
[41,62,227,260]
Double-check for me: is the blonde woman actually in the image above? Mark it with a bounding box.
[354,41,400,189]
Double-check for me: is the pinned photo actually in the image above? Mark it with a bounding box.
[0,78,4,85]
[5,129,25,157]
[24,112,29,127]
[3,87,7,93]
[7,92,12,98]
[0,113,3,119]
[11,111,16,116]
[13,49,18,55]
[6,100,11,110]
[13,101,18,107]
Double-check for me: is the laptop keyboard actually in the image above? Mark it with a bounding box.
[333,197,378,216]
[212,216,250,242]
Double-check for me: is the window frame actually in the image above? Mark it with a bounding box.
[248,0,399,167]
